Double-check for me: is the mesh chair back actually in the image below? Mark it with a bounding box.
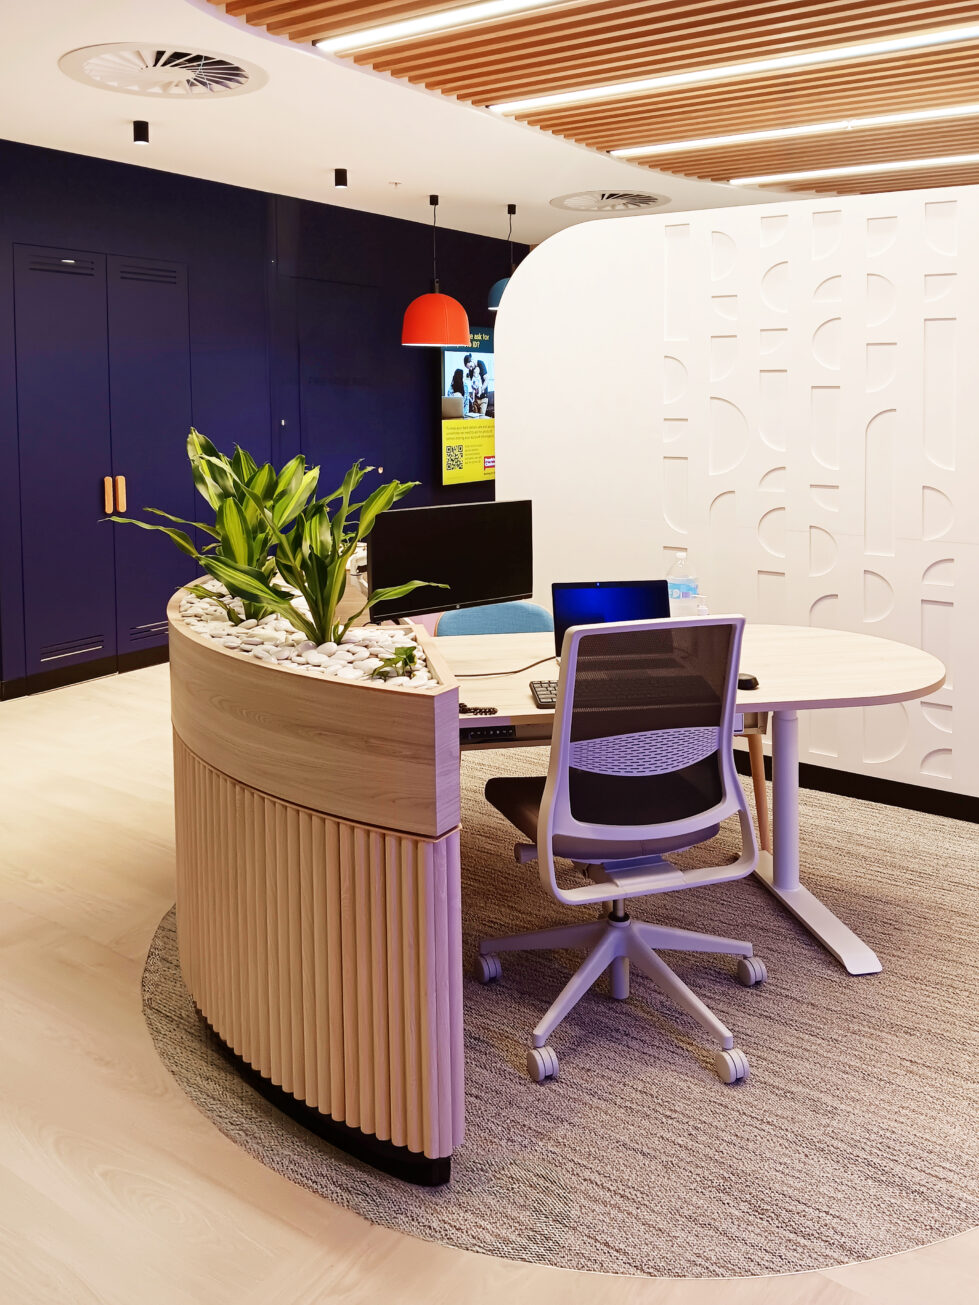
[547,618,744,842]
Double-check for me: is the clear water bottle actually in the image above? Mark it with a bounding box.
[666,550,699,616]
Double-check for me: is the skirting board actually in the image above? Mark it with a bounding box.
[733,750,978,824]
[1,643,169,700]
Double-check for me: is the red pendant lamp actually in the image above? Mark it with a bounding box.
[402,195,470,347]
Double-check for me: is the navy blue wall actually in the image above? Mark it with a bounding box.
[0,138,519,686]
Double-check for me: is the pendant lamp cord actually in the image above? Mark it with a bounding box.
[432,199,439,290]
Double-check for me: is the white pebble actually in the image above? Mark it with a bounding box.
[316,642,338,655]
[239,619,258,629]
[347,647,369,661]
[304,652,327,666]
[336,665,364,680]
[222,637,241,649]
[360,657,382,672]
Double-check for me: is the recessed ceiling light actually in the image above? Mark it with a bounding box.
[490,23,979,114]
[729,152,979,185]
[317,1,558,55]
[612,102,979,158]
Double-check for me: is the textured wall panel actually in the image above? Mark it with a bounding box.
[496,187,979,797]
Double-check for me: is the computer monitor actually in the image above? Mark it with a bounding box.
[551,579,670,658]
[367,500,533,621]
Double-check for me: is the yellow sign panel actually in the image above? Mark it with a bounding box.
[441,418,496,485]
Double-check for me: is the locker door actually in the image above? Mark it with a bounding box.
[297,279,397,487]
[14,245,117,678]
[107,256,194,657]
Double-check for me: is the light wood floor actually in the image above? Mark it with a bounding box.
[1,664,976,1305]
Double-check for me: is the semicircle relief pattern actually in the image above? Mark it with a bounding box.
[516,193,974,797]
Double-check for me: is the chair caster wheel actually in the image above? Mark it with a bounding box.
[527,1045,559,1082]
[714,1047,749,1084]
[474,953,501,983]
[736,956,767,986]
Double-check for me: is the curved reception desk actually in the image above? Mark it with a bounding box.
[167,593,464,1185]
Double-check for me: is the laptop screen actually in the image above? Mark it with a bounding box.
[551,580,670,658]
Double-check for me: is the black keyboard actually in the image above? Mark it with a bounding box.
[530,679,559,708]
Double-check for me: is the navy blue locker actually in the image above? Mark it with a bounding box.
[107,255,194,657]
[297,280,400,488]
[14,245,117,677]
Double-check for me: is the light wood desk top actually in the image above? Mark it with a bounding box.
[420,624,946,726]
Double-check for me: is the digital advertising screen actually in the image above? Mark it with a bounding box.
[440,327,495,485]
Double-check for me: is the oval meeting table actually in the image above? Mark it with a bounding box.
[167,596,945,1185]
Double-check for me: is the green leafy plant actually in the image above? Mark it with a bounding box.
[109,430,319,624]
[109,432,444,644]
[371,646,418,680]
[200,458,445,646]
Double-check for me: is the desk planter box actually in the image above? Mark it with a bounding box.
[121,436,464,1185]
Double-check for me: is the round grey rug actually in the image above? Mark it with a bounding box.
[143,749,979,1277]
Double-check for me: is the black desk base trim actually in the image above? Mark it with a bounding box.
[735,750,978,824]
[197,1009,452,1187]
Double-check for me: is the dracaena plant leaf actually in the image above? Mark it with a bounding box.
[231,445,258,483]
[187,429,235,509]
[107,515,201,560]
[144,507,221,538]
[216,498,254,566]
[273,468,320,528]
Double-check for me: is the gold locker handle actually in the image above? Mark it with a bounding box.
[114,475,127,513]
[103,476,114,514]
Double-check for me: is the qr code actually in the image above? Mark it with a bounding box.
[446,444,464,471]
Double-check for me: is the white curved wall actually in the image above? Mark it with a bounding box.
[495,190,979,798]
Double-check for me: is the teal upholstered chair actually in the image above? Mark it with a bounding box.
[435,600,553,636]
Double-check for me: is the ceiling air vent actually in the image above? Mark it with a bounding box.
[549,190,669,213]
[59,45,267,98]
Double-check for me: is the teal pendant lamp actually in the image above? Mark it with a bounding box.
[488,203,517,313]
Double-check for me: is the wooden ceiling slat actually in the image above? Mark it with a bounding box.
[522,47,979,132]
[272,0,582,42]
[545,77,979,148]
[220,0,465,22]
[369,1,972,92]
[216,0,979,192]
[648,121,979,180]
[780,163,979,191]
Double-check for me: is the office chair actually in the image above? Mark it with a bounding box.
[475,616,763,1084]
[435,600,553,636]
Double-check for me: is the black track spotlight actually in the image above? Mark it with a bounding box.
[133,120,149,145]
[334,167,348,188]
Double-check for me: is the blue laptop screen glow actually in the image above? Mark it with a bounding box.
[551,580,670,657]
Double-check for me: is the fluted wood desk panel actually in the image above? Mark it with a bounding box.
[174,735,465,1160]
[167,594,460,840]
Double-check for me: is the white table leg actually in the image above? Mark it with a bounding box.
[753,709,882,976]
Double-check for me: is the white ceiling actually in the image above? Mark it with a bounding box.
[0,0,777,244]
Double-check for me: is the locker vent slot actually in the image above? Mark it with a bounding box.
[119,265,179,285]
[40,635,104,662]
[28,257,96,277]
[129,619,169,642]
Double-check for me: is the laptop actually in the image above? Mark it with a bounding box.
[530,580,671,708]
[551,579,670,659]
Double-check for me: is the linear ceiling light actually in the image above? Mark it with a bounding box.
[612,102,979,158]
[729,152,979,186]
[317,1,557,55]
[490,23,979,114]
